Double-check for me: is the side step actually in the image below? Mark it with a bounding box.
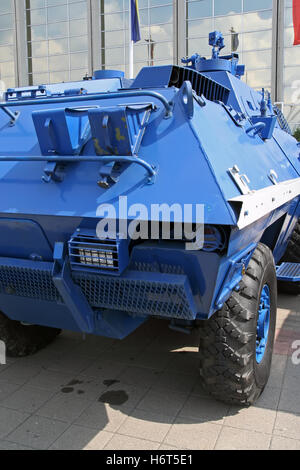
[276,263,300,282]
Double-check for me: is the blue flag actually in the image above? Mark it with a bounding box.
[131,0,141,43]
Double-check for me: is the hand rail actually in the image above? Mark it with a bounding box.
[1,107,20,126]
[0,90,173,119]
[246,122,266,137]
[0,155,156,178]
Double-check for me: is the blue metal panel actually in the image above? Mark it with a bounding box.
[94,310,146,340]
[272,198,300,262]
[0,295,82,332]
[93,70,124,80]
[128,242,221,316]
[131,65,174,89]
[191,99,299,203]
[88,104,152,157]
[250,115,277,140]
[227,204,293,262]
[32,108,90,156]
[52,242,95,334]
[213,243,256,312]
[0,88,235,225]
[273,128,300,175]
[0,218,52,260]
[0,293,147,339]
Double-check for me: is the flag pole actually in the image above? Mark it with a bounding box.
[129,0,134,79]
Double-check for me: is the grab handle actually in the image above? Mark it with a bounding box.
[0,155,156,178]
[0,90,173,119]
[246,122,266,137]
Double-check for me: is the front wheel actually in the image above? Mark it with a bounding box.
[199,243,277,406]
[0,312,61,357]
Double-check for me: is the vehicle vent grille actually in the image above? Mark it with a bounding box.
[273,105,292,135]
[169,66,230,104]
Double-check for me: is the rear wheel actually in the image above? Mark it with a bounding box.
[199,243,277,406]
[0,312,61,357]
[278,218,300,295]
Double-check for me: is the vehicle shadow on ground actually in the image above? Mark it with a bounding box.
[0,301,299,450]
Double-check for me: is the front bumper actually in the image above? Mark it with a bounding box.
[0,250,198,335]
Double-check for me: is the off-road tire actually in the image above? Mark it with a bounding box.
[199,243,277,406]
[0,312,61,357]
[278,218,300,295]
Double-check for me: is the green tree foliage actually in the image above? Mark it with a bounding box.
[293,127,300,142]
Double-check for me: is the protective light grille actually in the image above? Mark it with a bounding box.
[68,232,129,275]
[78,246,115,269]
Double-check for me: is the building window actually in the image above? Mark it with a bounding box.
[0,0,16,88]
[282,0,300,131]
[99,0,174,77]
[25,0,89,85]
[0,0,296,133]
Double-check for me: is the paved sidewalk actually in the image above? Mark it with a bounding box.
[0,293,299,450]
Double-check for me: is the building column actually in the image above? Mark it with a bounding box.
[88,0,102,74]
[175,0,186,65]
[272,0,285,103]
[14,0,29,87]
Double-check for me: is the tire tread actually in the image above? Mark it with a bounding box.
[0,313,61,357]
[199,243,276,406]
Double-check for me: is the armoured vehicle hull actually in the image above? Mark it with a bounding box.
[0,32,299,405]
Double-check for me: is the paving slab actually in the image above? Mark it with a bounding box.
[6,415,69,449]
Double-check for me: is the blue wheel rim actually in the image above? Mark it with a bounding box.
[256,284,271,364]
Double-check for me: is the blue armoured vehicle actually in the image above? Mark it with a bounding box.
[0,31,299,406]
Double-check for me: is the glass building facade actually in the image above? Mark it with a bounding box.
[25,0,89,85]
[0,0,299,128]
[186,0,273,93]
[0,0,16,87]
[100,0,174,76]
